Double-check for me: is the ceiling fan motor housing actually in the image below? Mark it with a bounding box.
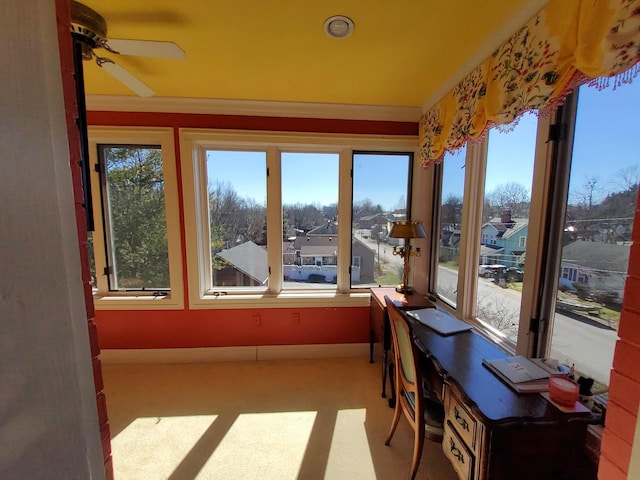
[70,1,108,59]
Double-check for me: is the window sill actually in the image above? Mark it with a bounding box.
[189,291,372,309]
[93,293,184,310]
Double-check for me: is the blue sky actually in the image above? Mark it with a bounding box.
[207,80,638,210]
[442,80,640,202]
[206,151,411,211]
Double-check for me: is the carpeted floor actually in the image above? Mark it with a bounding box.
[102,356,459,480]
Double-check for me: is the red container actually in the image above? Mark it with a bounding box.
[548,376,579,407]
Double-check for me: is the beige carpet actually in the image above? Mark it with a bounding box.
[102,357,459,480]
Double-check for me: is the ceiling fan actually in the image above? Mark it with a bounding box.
[70,0,185,97]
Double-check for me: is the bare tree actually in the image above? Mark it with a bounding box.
[570,175,601,210]
[614,165,640,192]
[441,194,463,229]
[485,182,530,218]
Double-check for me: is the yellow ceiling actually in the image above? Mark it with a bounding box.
[79,0,548,109]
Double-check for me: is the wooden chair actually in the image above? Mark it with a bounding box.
[384,296,444,480]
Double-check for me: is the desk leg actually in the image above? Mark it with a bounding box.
[381,346,388,398]
[369,328,374,364]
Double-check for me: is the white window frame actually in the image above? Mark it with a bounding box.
[88,127,184,310]
[179,128,417,309]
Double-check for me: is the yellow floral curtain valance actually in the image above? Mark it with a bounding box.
[420,0,640,167]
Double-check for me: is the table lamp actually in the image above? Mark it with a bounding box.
[388,221,427,294]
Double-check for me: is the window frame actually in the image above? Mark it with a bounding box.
[179,128,418,309]
[88,127,184,310]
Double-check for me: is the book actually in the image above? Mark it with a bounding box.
[483,356,550,393]
[406,308,472,335]
[531,358,571,375]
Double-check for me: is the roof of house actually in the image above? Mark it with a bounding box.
[561,240,631,273]
[300,245,336,256]
[307,223,338,235]
[483,218,528,240]
[215,241,268,284]
[480,245,504,256]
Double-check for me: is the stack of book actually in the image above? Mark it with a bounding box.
[483,355,552,393]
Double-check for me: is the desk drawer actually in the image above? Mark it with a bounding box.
[447,390,477,451]
[444,421,474,480]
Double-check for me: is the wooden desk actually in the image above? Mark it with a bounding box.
[404,313,596,480]
[369,287,434,398]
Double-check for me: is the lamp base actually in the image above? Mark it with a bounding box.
[395,284,415,295]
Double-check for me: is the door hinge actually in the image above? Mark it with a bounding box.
[266,167,270,177]
[103,266,113,276]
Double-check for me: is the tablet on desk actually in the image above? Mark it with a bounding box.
[406,308,472,335]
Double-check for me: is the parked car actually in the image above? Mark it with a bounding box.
[478,264,506,277]
[505,267,524,282]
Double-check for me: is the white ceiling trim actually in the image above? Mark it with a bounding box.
[85,95,423,123]
[420,0,550,113]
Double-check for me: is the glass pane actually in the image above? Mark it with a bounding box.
[282,152,339,288]
[437,146,466,306]
[101,146,169,290]
[476,113,537,341]
[549,81,639,388]
[206,151,267,288]
[351,153,410,288]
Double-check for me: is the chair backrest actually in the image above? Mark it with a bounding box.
[385,296,418,392]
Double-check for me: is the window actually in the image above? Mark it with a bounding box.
[282,152,339,288]
[206,150,267,290]
[426,79,638,392]
[546,81,639,387]
[180,130,415,308]
[351,153,412,288]
[88,128,183,309]
[475,113,537,342]
[434,146,466,306]
[98,145,169,290]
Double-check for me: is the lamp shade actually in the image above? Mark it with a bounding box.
[388,221,426,239]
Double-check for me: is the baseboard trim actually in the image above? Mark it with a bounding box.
[100,343,369,364]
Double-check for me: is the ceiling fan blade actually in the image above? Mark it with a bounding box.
[105,39,186,60]
[99,60,155,97]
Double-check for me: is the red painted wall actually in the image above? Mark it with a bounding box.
[88,110,412,350]
[56,1,113,478]
[599,188,640,479]
[97,307,369,349]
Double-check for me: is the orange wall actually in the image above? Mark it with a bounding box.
[88,110,414,350]
[599,188,640,479]
[96,307,370,350]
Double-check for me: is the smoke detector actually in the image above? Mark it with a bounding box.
[324,16,354,39]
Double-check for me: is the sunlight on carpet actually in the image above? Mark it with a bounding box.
[196,411,316,479]
[325,409,376,480]
[112,415,218,480]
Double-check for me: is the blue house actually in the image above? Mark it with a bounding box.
[480,210,528,268]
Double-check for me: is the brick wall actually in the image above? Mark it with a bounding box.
[599,188,640,480]
[55,1,113,479]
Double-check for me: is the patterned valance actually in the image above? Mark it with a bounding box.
[420,0,640,166]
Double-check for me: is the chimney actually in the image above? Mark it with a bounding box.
[501,208,513,225]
